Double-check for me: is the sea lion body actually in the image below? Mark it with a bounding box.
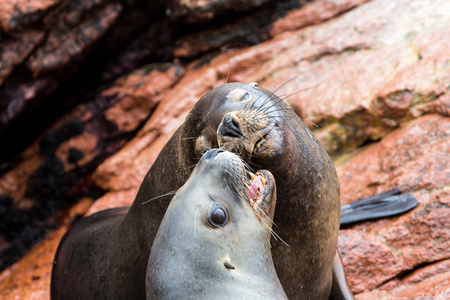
[51,83,350,299]
[146,149,286,299]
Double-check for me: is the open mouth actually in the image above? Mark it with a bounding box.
[246,170,272,218]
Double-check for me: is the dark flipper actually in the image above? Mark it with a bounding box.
[330,251,355,300]
[340,189,418,226]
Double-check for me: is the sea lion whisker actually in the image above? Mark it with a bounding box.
[258,209,277,228]
[259,83,319,116]
[258,214,285,248]
[261,222,272,247]
[251,94,282,120]
[244,164,256,174]
[258,94,290,114]
[259,216,288,248]
[251,91,270,110]
[261,219,276,240]
[256,110,319,127]
[251,92,278,117]
[270,76,298,95]
[279,84,320,102]
[142,191,178,205]
[268,225,289,247]
[207,125,219,137]
[254,93,278,115]
[307,120,319,128]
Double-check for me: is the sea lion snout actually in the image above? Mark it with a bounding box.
[218,114,243,137]
[217,110,273,160]
[202,148,225,159]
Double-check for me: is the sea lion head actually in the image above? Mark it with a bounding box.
[146,149,286,299]
[182,82,288,169]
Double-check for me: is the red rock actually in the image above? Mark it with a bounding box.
[92,65,219,194]
[1,0,449,298]
[87,189,136,215]
[0,77,59,135]
[174,0,369,59]
[336,115,450,294]
[102,65,184,132]
[43,0,111,31]
[250,0,450,154]
[0,30,45,86]
[356,259,450,299]
[27,3,122,77]
[0,62,181,201]
[402,259,450,286]
[102,19,176,81]
[167,0,270,23]
[336,114,450,203]
[0,0,60,32]
[270,0,371,36]
[338,229,404,293]
[0,63,181,276]
[339,189,450,294]
[0,227,65,300]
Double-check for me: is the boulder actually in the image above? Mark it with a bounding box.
[0,0,449,298]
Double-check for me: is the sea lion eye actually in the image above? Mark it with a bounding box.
[209,204,228,228]
[240,92,251,102]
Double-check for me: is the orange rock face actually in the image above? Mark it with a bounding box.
[0,0,449,299]
[335,115,449,294]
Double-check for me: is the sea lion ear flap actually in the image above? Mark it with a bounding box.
[249,82,259,88]
[195,129,218,158]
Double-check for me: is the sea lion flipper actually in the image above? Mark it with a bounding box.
[340,189,418,226]
[330,251,355,300]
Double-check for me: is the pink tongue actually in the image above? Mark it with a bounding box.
[248,176,263,201]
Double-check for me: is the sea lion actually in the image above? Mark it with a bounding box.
[52,82,348,299]
[146,148,287,299]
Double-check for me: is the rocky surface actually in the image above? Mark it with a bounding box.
[0,0,449,299]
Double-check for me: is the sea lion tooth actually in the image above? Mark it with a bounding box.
[260,176,267,185]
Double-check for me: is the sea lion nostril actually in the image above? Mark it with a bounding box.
[203,148,225,159]
[218,114,243,137]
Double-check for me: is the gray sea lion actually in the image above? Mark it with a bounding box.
[146,148,287,299]
[51,82,351,299]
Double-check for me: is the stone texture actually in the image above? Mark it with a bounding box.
[0,77,58,135]
[0,227,66,300]
[27,3,122,78]
[174,0,368,59]
[0,0,164,138]
[337,114,449,203]
[336,115,450,294]
[356,259,450,299]
[0,63,182,272]
[229,0,450,155]
[0,0,449,299]
[91,64,218,195]
[0,0,61,32]
[0,30,45,86]
[167,0,271,23]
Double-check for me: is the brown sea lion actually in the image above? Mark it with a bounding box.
[51,82,351,299]
[146,149,287,299]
